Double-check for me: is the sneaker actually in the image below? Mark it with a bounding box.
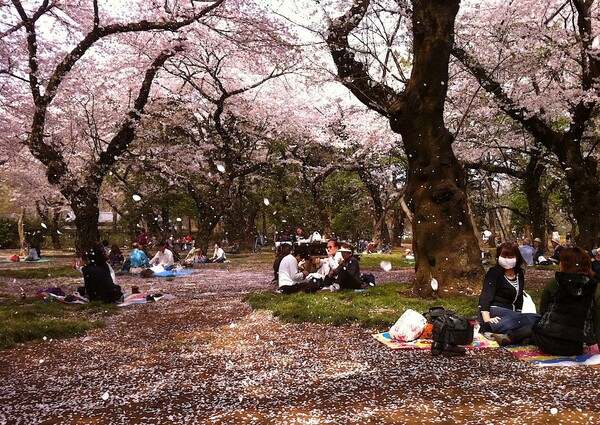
[330,283,340,292]
[442,343,466,357]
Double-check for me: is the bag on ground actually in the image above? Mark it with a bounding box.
[432,310,475,346]
[389,309,427,341]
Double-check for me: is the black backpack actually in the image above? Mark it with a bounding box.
[431,308,475,346]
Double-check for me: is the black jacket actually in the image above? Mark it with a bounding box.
[478,265,525,312]
[82,263,122,303]
[534,272,598,344]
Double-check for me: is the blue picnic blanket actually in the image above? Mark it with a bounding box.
[153,269,195,278]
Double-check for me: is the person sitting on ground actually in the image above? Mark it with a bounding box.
[208,242,227,263]
[81,242,123,303]
[518,237,536,266]
[278,246,320,294]
[478,242,539,339]
[128,242,150,273]
[323,244,363,291]
[150,241,175,270]
[532,237,545,265]
[107,244,124,266]
[531,247,600,355]
[183,246,207,265]
[24,243,41,261]
[272,243,292,283]
[549,236,564,264]
[316,239,343,287]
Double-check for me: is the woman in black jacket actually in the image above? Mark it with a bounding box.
[532,247,600,355]
[478,242,539,335]
[82,243,123,303]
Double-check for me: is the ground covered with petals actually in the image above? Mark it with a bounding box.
[0,254,599,424]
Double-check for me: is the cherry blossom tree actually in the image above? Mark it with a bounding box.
[0,0,225,254]
[324,0,483,296]
[453,0,600,249]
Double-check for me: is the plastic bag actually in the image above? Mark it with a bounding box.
[389,309,427,341]
[521,291,537,314]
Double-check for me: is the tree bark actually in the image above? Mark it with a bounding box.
[327,0,483,297]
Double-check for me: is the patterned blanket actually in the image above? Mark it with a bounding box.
[372,332,499,350]
[505,345,600,367]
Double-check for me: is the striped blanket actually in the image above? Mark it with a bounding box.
[372,332,499,350]
[505,345,600,367]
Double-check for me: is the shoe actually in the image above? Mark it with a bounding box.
[442,343,466,357]
[431,341,443,356]
[491,333,512,347]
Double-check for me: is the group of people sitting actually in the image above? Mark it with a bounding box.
[274,239,368,294]
[516,236,564,266]
[117,241,227,274]
[478,241,600,356]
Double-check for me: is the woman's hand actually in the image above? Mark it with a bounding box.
[481,311,500,324]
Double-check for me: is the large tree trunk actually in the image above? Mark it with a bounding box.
[70,190,101,256]
[327,0,483,297]
[522,152,548,244]
[387,0,482,296]
[564,155,600,249]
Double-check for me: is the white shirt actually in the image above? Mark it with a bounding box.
[150,248,174,267]
[278,254,306,287]
[212,247,226,261]
[317,251,343,277]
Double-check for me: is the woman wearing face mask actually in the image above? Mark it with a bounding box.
[478,242,539,336]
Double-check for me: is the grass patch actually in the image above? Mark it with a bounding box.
[0,296,117,349]
[244,282,480,330]
[358,252,415,268]
[0,266,79,279]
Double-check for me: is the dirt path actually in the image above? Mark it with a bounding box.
[1,259,599,424]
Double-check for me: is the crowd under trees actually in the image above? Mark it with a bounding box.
[1,0,599,297]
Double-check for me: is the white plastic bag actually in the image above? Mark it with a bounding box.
[522,291,537,314]
[389,309,427,341]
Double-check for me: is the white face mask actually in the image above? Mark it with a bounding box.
[498,256,517,269]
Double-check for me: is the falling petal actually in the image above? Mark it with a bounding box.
[40,223,47,229]
[132,194,141,202]
[263,198,270,206]
[550,408,558,415]
[176,217,182,222]
[216,164,225,173]
[56,230,62,234]
[380,261,392,272]
[101,391,109,401]
[431,278,439,291]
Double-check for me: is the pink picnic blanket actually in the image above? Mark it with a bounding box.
[372,332,499,350]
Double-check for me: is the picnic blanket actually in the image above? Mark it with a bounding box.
[1,258,51,263]
[117,293,175,307]
[505,345,600,367]
[153,269,194,278]
[372,332,499,350]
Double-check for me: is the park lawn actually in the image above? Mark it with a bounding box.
[0,296,118,349]
[245,282,480,330]
[357,251,415,268]
[0,266,79,279]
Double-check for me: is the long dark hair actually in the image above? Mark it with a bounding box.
[496,242,524,271]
